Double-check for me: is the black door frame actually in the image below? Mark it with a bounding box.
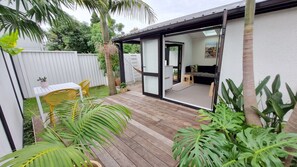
[165,44,183,83]
[212,10,228,109]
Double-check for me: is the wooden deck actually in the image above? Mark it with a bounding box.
[32,83,206,167]
[93,88,205,167]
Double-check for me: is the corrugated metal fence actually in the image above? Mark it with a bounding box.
[13,51,141,98]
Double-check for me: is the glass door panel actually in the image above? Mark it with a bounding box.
[141,38,160,96]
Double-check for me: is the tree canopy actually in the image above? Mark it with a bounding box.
[46,18,95,53]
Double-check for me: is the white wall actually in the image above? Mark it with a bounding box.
[192,36,219,66]
[165,34,193,76]
[0,52,24,154]
[220,7,297,119]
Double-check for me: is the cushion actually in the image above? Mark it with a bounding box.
[190,65,198,72]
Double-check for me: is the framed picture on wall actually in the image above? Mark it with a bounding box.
[205,42,218,58]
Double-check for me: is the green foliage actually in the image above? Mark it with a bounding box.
[46,18,95,53]
[90,12,100,25]
[173,128,227,167]
[120,82,127,88]
[220,75,296,132]
[123,43,140,53]
[172,103,297,167]
[98,53,120,76]
[22,86,110,146]
[0,31,23,55]
[253,75,297,132]
[221,76,270,112]
[0,0,73,41]
[1,100,131,166]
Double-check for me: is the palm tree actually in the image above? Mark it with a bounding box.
[95,0,156,95]
[0,0,108,41]
[242,0,262,126]
[0,100,132,166]
[284,104,297,166]
[0,0,75,41]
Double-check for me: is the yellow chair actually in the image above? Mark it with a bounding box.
[79,80,90,97]
[43,89,77,126]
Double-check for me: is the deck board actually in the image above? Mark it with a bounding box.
[92,87,205,167]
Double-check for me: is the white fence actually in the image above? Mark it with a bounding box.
[13,51,106,98]
[124,54,141,83]
[13,51,141,98]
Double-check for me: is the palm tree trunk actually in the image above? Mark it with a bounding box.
[242,0,262,126]
[284,104,297,167]
[100,13,117,95]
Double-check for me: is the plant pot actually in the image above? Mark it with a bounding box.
[120,87,128,93]
[115,78,121,86]
[40,81,48,88]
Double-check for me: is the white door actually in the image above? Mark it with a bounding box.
[141,38,160,96]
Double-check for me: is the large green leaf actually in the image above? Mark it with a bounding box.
[221,83,231,104]
[226,79,242,97]
[237,128,297,167]
[172,128,227,167]
[0,31,23,55]
[198,103,245,133]
[272,74,281,94]
[255,76,270,95]
[286,83,297,104]
[269,98,285,119]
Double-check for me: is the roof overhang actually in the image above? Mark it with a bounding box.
[113,0,297,43]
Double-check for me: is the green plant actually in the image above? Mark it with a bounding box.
[37,76,47,82]
[98,52,120,75]
[0,32,23,55]
[172,103,297,167]
[220,75,297,132]
[0,100,132,166]
[220,76,270,112]
[253,75,297,132]
[120,82,127,89]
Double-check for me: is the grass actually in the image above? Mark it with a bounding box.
[23,85,110,146]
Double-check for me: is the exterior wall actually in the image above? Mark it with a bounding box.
[192,36,219,66]
[0,51,24,156]
[165,34,193,76]
[220,7,297,119]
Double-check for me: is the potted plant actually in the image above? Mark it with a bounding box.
[120,82,128,93]
[37,76,48,88]
[0,100,132,167]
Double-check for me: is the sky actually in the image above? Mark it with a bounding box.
[63,0,241,33]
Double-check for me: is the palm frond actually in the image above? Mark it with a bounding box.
[109,0,157,24]
[0,4,44,41]
[57,103,132,149]
[0,141,90,167]
[172,128,227,167]
[237,128,297,167]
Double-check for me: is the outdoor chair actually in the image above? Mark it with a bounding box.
[43,89,77,126]
[79,80,90,97]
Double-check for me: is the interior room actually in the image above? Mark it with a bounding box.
[163,28,220,109]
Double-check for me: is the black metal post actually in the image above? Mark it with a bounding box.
[0,105,16,152]
[118,42,126,83]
